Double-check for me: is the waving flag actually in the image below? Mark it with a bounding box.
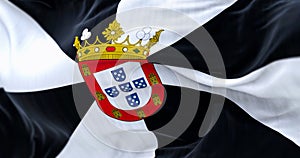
[1,0,300,158]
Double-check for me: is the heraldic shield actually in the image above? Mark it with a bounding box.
[74,20,165,121]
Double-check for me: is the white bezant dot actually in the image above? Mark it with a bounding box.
[122,47,128,52]
[135,101,139,104]
[133,95,136,99]
[94,47,99,52]
[111,31,116,35]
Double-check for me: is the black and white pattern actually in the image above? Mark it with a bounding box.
[1,0,300,158]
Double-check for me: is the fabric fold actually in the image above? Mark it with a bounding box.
[116,0,237,54]
[0,0,84,92]
[57,101,157,158]
[154,57,300,147]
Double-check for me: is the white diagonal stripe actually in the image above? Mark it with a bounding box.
[0,0,84,92]
[155,57,300,147]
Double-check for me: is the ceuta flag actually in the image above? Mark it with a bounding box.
[1,0,300,158]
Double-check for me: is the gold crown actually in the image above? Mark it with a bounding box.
[73,20,163,61]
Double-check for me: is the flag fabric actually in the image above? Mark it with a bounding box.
[1,0,300,158]
[0,0,83,92]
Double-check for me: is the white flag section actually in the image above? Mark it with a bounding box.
[0,0,236,92]
[3,0,300,157]
[0,0,83,92]
[116,0,237,54]
[155,57,300,147]
[57,101,157,158]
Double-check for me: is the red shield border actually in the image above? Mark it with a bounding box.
[78,59,165,121]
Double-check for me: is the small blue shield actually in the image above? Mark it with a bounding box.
[125,93,140,107]
[118,82,133,92]
[105,86,119,97]
[111,68,126,82]
[132,77,147,89]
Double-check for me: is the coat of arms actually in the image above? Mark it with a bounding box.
[73,20,165,121]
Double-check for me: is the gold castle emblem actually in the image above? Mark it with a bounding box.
[136,109,146,119]
[112,109,122,119]
[73,20,164,61]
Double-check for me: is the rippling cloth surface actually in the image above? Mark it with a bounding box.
[1,0,300,157]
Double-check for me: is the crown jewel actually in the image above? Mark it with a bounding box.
[73,20,164,61]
